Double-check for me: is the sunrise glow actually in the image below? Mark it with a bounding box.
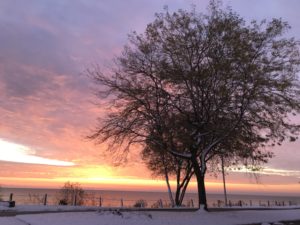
[0,0,299,198]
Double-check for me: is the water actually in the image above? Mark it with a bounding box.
[1,187,300,208]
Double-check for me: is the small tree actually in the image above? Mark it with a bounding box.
[57,181,85,206]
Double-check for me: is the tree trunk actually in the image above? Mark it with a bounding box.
[198,172,207,210]
[221,156,228,206]
[192,158,208,210]
[179,170,193,205]
[165,176,175,207]
[175,186,181,206]
[179,177,189,205]
[164,164,175,207]
[174,165,181,206]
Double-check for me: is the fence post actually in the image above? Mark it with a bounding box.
[72,191,77,206]
[99,197,102,207]
[72,191,74,206]
[120,198,123,207]
[159,199,163,208]
[44,194,48,206]
[74,193,77,206]
[191,199,194,208]
[9,193,13,201]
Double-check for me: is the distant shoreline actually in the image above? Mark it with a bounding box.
[1,187,299,198]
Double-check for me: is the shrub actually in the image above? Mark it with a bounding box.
[133,199,147,208]
[57,181,85,205]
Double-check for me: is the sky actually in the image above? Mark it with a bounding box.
[0,0,300,195]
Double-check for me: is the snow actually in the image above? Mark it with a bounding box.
[0,206,10,211]
[223,205,300,209]
[13,204,99,212]
[0,208,300,225]
[0,217,24,225]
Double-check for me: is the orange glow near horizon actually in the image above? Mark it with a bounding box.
[0,138,299,195]
[0,139,299,195]
[1,174,300,196]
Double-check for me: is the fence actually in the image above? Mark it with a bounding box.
[212,199,300,208]
[1,192,195,208]
[1,192,300,209]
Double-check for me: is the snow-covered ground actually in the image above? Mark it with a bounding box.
[0,204,99,212]
[1,204,299,213]
[0,208,300,225]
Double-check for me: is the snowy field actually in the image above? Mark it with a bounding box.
[0,208,300,225]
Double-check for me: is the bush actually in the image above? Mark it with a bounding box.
[133,199,147,208]
[28,194,44,204]
[58,199,68,205]
[150,200,163,208]
[57,181,85,205]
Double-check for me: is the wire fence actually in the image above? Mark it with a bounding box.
[1,192,300,209]
[212,199,300,208]
[0,193,195,208]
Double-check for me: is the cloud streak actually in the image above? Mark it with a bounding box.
[231,166,300,178]
[0,139,74,166]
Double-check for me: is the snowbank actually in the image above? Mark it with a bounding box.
[0,208,298,225]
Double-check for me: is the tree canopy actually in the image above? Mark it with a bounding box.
[89,2,300,210]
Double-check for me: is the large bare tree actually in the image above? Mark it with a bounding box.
[88,2,300,210]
